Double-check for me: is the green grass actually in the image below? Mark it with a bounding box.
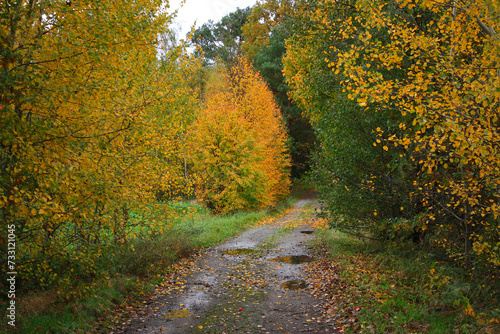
[2,196,298,334]
[310,228,500,334]
[173,209,268,248]
[16,308,86,334]
[6,275,142,334]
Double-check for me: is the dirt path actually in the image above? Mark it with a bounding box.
[117,198,337,334]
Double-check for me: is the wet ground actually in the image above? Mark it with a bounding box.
[116,199,338,334]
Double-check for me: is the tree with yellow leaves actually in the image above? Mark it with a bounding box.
[1,0,200,294]
[283,0,416,237]
[332,0,500,268]
[241,0,283,59]
[284,0,500,270]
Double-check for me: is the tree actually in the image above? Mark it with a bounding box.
[283,0,500,270]
[0,0,200,294]
[330,0,500,268]
[253,24,316,178]
[189,58,291,214]
[191,7,253,65]
[241,0,283,59]
[283,0,414,235]
[240,1,317,178]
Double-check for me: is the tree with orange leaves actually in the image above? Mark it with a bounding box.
[190,58,291,214]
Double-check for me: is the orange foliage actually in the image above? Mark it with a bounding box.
[190,58,291,214]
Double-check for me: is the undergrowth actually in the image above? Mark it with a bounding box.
[308,228,500,333]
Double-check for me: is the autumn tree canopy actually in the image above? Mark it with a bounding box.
[283,0,500,270]
[284,0,413,234]
[241,0,283,59]
[0,0,200,293]
[189,58,291,214]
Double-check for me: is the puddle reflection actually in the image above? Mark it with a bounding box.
[281,279,308,290]
[268,255,315,264]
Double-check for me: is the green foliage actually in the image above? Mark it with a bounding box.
[191,7,253,65]
[309,98,414,227]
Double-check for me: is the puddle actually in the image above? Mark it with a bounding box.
[281,279,308,290]
[162,309,193,319]
[300,230,314,234]
[268,255,315,264]
[220,248,260,256]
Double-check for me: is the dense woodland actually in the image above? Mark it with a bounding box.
[1,0,499,331]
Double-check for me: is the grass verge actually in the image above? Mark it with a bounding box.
[306,228,500,333]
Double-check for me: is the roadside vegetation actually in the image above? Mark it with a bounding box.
[307,225,500,333]
[1,190,303,333]
[2,2,292,333]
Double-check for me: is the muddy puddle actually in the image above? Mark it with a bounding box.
[281,279,308,290]
[268,255,315,264]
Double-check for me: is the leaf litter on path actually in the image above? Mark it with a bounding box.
[111,198,340,333]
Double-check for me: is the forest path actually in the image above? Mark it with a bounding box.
[117,196,337,334]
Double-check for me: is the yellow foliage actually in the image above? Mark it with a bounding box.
[242,0,284,59]
[0,0,200,292]
[283,0,500,269]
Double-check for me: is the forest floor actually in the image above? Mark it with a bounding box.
[113,196,339,334]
